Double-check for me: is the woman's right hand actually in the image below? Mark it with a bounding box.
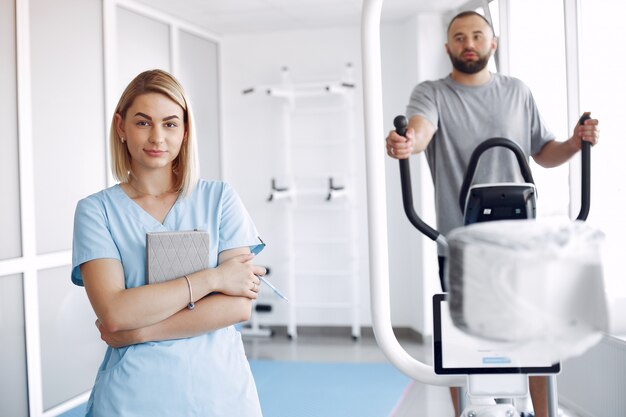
[212,253,266,299]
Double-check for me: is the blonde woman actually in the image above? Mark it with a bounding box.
[72,69,266,416]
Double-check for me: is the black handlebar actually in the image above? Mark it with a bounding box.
[393,112,592,239]
[393,115,440,241]
[458,138,535,213]
[577,113,592,221]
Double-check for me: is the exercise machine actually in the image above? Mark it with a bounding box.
[393,114,595,417]
[360,1,606,416]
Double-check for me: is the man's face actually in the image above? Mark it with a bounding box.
[446,15,496,74]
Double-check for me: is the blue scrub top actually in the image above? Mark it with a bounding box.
[71,179,264,417]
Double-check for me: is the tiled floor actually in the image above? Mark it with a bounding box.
[242,327,582,417]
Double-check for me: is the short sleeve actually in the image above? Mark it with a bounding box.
[71,196,121,286]
[527,91,556,156]
[406,81,439,128]
[218,183,265,256]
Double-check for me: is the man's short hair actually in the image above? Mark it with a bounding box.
[447,10,495,37]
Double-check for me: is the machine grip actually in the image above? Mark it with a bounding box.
[393,115,408,137]
[393,115,440,241]
[577,113,592,221]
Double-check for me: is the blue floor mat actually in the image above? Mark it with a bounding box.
[59,360,411,417]
[250,360,411,417]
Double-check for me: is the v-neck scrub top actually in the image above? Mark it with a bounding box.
[71,179,264,417]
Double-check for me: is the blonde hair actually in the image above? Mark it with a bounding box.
[110,69,199,197]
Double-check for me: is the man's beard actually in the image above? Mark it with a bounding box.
[449,50,491,74]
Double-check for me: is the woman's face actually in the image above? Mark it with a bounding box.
[116,92,186,174]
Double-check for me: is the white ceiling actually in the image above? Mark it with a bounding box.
[133,0,470,35]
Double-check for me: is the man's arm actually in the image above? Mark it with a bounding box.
[386,115,437,159]
[533,112,599,168]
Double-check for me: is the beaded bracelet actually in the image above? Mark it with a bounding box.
[184,275,195,310]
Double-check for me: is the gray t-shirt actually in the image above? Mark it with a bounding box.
[406,73,555,237]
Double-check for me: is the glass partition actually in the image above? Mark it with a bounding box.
[30,0,106,254]
[0,0,22,260]
[38,266,106,411]
[0,274,29,417]
[116,6,170,95]
[178,30,222,180]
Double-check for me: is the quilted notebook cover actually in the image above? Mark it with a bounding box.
[146,230,210,285]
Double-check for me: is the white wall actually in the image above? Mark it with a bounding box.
[221,27,370,328]
[220,14,449,333]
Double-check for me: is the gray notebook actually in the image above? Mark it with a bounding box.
[146,230,210,285]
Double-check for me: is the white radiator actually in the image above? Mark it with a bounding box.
[558,335,626,417]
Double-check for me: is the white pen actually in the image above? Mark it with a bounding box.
[256,274,289,302]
